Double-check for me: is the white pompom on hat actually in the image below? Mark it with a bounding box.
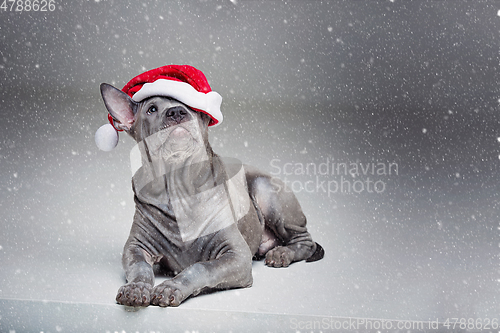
[95,123,119,151]
[95,65,223,151]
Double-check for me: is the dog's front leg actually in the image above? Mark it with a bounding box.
[116,243,155,307]
[151,230,253,307]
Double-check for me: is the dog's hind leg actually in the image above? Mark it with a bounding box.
[245,165,324,268]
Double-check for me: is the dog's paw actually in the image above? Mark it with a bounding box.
[150,280,189,307]
[116,282,153,307]
[265,246,295,268]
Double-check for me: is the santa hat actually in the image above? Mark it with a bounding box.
[95,65,223,151]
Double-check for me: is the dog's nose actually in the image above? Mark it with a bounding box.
[165,107,187,124]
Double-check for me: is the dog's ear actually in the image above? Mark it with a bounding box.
[100,83,136,132]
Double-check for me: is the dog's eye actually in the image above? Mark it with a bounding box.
[146,106,158,115]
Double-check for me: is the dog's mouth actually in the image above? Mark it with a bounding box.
[156,125,199,159]
[169,126,189,136]
[142,120,205,165]
[158,123,171,132]
[167,126,191,148]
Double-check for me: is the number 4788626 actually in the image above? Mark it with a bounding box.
[0,0,56,12]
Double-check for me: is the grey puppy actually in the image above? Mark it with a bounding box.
[100,83,324,307]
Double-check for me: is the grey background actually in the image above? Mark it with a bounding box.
[1,0,499,332]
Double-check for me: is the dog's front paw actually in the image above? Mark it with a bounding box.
[116,282,153,307]
[265,246,295,268]
[150,280,189,307]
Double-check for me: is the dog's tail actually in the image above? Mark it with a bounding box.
[306,242,325,262]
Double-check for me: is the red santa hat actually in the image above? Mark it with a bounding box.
[95,65,223,151]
